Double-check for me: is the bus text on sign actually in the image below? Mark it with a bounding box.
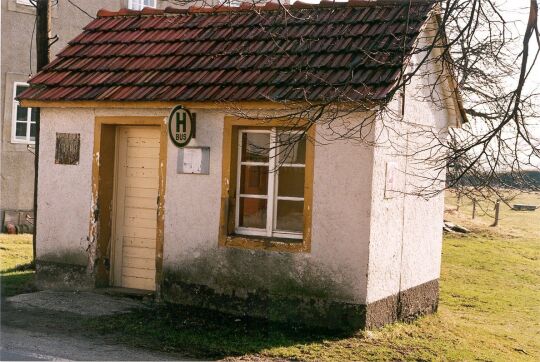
[168,105,195,148]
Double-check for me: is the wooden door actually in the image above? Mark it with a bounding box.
[112,126,160,291]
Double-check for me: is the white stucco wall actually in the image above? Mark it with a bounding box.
[37,89,450,308]
[37,108,96,265]
[162,111,375,303]
[365,29,451,302]
[37,106,375,303]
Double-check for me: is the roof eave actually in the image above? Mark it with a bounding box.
[19,98,384,111]
[433,11,468,127]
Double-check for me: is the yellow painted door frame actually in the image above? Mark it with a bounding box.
[90,117,167,293]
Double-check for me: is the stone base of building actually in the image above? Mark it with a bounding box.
[33,263,438,330]
[162,278,439,330]
[365,279,439,329]
[162,278,366,330]
[35,260,94,291]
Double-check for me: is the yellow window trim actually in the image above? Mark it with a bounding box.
[219,116,315,253]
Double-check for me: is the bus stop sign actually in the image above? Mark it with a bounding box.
[168,105,195,148]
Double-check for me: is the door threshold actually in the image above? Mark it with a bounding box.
[97,287,155,300]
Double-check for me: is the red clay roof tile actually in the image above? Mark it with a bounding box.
[20,0,435,103]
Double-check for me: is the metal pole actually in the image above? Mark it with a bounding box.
[472,198,476,219]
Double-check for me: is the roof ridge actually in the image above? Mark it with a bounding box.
[96,0,435,18]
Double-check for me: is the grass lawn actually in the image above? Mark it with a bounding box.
[447,190,540,238]
[84,192,540,361]
[1,192,539,360]
[0,233,35,298]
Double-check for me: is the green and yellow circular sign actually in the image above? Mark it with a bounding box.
[168,105,195,148]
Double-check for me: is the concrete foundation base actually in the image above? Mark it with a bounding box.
[162,278,439,330]
[162,278,366,330]
[365,279,439,329]
[34,262,439,330]
[35,260,94,291]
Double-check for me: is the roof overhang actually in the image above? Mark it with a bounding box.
[19,99,289,110]
[19,98,384,111]
[432,11,468,127]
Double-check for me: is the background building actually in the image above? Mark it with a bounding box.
[0,0,194,229]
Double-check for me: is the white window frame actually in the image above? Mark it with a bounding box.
[235,128,305,240]
[127,0,157,10]
[220,0,242,6]
[11,82,35,145]
[16,0,34,6]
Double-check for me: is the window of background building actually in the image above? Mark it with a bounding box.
[12,82,36,144]
[128,0,157,10]
[221,0,243,6]
[16,0,33,5]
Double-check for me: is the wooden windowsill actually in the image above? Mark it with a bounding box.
[221,234,310,253]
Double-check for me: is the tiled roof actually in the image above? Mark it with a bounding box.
[20,0,435,103]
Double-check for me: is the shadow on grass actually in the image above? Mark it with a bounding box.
[2,262,35,274]
[86,303,355,359]
[0,264,37,298]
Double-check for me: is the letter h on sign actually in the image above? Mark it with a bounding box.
[176,112,186,133]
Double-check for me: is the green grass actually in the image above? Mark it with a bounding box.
[2,194,539,361]
[0,234,35,298]
[85,194,540,361]
[446,190,540,238]
[85,229,540,361]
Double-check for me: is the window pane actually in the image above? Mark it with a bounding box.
[30,109,37,123]
[30,123,36,140]
[278,132,306,164]
[240,165,268,195]
[278,167,305,198]
[239,197,267,229]
[16,106,28,123]
[15,84,29,97]
[15,122,27,138]
[275,200,304,233]
[241,132,270,162]
[130,0,155,10]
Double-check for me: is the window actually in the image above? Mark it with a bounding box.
[220,0,242,6]
[235,129,306,239]
[128,0,156,10]
[11,82,36,144]
[16,0,33,6]
[220,118,314,253]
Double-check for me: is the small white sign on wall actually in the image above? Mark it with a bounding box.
[177,147,210,174]
[183,148,202,173]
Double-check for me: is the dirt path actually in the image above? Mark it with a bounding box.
[0,292,193,361]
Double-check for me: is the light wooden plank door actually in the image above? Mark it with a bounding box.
[113,126,160,291]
